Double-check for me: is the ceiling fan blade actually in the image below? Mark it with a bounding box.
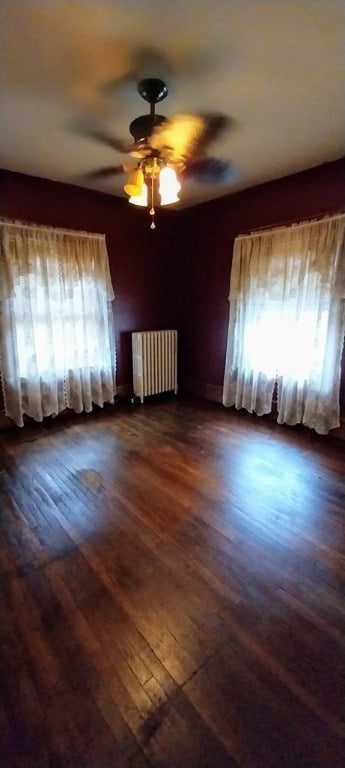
[81,165,126,180]
[73,117,153,160]
[84,130,133,155]
[185,158,237,184]
[195,113,233,155]
[150,112,232,164]
[150,114,204,163]
[102,47,173,98]
[70,119,133,154]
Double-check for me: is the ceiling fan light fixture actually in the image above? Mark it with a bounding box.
[159,166,181,206]
[83,77,234,229]
[160,191,180,206]
[129,182,148,206]
[124,167,144,197]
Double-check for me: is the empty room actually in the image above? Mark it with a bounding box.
[1,1,344,767]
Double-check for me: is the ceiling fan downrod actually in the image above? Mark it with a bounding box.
[128,78,168,149]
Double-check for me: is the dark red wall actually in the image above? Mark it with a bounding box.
[176,159,345,411]
[1,160,344,412]
[0,170,178,388]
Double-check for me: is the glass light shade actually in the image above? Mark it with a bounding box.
[129,183,148,207]
[159,167,181,205]
[124,168,144,197]
[160,192,180,206]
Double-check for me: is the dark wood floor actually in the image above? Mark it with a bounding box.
[1,397,344,768]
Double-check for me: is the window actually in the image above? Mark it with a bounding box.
[242,304,329,384]
[223,215,345,434]
[0,221,116,426]
[13,270,110,377]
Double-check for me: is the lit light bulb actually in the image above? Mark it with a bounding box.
[159,167,181,206]
[129,183,148,207]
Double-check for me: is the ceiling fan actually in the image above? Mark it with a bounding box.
[82,77,234,228]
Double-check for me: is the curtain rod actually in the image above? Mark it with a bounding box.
[0,217,105,239]
[237,211,345,240]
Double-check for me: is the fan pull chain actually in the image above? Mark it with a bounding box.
[149,175,156,229]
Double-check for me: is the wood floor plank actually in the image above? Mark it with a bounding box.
[184,641,343,768]
[1,396,344,767]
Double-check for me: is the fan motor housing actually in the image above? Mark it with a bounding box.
[129,114,167,142]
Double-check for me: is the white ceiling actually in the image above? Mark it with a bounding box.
[1,0,344,208]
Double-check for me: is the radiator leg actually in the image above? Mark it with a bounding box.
[140,396,144,404]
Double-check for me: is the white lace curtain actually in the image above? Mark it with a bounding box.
[223,214,345,434]
[0,220,116,426]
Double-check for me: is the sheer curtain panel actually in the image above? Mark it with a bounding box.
[0,220,116,426]
[223,214,345,435]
